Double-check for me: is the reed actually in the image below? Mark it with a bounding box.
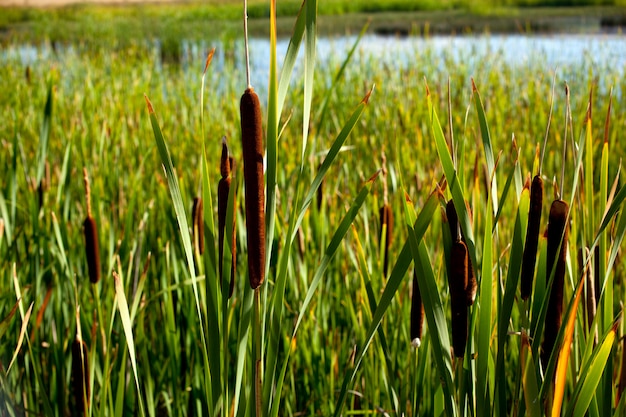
[410,273,424,348]
[218,138,237,297]
[520,173,543,300]
[449,238,469,358]
[71,338,90,416]
[240,87,266,290]
[83,168,101,284]
[521,72,554,301]
[446,199,476,306]
[541,198,569,367]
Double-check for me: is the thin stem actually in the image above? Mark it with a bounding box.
[254,288,262,417]
[539,68,557,174]
[560,83,570,200]
[83,167,92,218]
[243,0,251,89]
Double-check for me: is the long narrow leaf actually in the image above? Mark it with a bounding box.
[271,172,376,415]
[333,189,441,416]
[113,271,145,417]
[552,270,585,417]
[472,80,498,214]
[566,321,618,417]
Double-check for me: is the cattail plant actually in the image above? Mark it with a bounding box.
[71,337,90,416]
[542,198,569,366]
[218,138,237,297]
[521,74,554,301]
[449,236,469,358]
[520,172,544,300]
[240,0,266,290]
[192,197,204,255]
[83,168,100,284]
[541,83,571,368]
[446,199,476,306]
[240,88,265,289]
[379,153,393,278]
[410,273,424,348]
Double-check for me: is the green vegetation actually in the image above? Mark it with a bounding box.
[2,1,626,44]
[2,0,626,416]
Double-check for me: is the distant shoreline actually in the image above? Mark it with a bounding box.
[1,0,191,6]
[2,3,625,43]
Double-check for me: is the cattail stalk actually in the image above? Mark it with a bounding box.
[449,238,469,358]
[541,199,569,367]
[240,87,266,290]
[446,199,476,306]
[410,273,424,348]
[71,338,90,416]
[83,168,101,284]
[218,139,237,297]
[520,174,543,300]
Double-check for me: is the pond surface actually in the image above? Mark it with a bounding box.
[249,33,624,94]
[4,33,625,94]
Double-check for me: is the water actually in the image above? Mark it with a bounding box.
[4,33,625,94]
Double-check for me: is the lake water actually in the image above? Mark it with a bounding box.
[4,33,625,94]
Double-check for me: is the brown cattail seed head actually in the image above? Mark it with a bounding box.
[240,87,266,289]
[83,168,100,284]
[521,174,544,300]
[192,197,204,255]
[541,199,569,367]
[218,139,236,297]
[220,138,231,178]
[410,273,424,348]
[446,199,476,306]
[449,239,469,358]
[72,338,90,415]
[379,204,393,278]
[83,216,100,284]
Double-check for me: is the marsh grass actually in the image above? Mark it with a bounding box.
[2,1,626,415]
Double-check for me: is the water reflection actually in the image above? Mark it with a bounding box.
[3,33,624,95]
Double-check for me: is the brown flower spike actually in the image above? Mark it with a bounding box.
[240,88,266,289]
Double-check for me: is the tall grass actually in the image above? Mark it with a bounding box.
[1,1,626,415]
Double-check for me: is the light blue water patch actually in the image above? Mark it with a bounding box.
[3,34,624,96]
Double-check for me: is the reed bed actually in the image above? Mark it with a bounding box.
[1,3,626,416]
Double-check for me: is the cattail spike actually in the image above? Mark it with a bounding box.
[240,87,265,289]
[410,273,424,348]
[83,168,101,284]
[521,174,544,300]
[449,239,469,358]
[218,138,237,297]
[446,199,476,305]
[541,199,569,367]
